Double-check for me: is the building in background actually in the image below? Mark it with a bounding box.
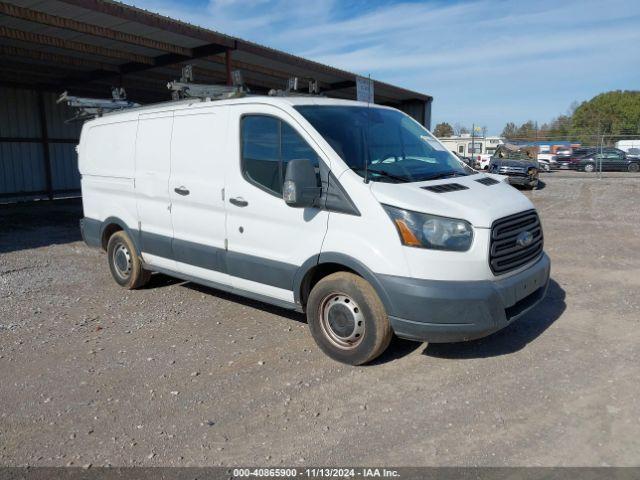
[437,134,504,157]
[0,0,432,202]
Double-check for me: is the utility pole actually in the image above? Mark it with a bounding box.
[471,123,475,159]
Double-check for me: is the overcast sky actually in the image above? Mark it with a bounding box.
[124,0,640,134]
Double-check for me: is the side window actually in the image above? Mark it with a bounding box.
[241,116,280,194]
[281,123,320,183]
[242,115,320,195]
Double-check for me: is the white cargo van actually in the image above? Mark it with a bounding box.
[79,96,550,365]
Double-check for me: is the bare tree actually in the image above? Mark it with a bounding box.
[454,123,469,135]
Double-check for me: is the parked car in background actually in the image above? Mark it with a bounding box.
[627,148,640,159]
[536,158,551,172]
[537,149,557,170]
[475,153,492,170]
[556,148,596,170]
[573,149,640,172]
[556,147,634,171]
[615,140,640,156]
[489,144,539,189]
[555,147,572,158]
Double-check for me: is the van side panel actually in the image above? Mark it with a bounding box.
[134,111,175,269]
[168,107,229,285]
[79,119,138,233]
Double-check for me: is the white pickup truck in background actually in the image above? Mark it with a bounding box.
[537,148,557,170]
[475,153,493,170]
[616,140,640,158]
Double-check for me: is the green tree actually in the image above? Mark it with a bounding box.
[570,90,640,144]
[502,122,518,139]
[542,115,572,140]
[502,91,640,145]
[517,120,537,140]
[433,122,454,137]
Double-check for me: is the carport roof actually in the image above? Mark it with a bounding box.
[0,0,432,105]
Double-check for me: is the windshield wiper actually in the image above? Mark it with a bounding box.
[353,167,409,183]
[420,170,467,181]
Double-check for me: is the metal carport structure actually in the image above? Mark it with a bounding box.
[0,0,433,202]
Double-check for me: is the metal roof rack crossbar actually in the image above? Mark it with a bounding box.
[57,88,139,122]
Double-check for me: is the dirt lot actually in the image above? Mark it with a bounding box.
[1,171,639,467]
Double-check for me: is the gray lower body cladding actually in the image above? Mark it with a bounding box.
[80,218,102,249]
[383,254,550,343]
[80,217,297,291]
[82,217,550,343]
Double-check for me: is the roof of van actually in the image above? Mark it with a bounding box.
[83,95,394,126]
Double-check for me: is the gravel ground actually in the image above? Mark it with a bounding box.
[1,171,639,467]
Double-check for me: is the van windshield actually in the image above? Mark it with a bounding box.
[295,106,469,182]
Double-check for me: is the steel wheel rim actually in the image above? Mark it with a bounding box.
[113,243,132,279]
[319,293,365,350]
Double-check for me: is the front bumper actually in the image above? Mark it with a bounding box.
[382,253,551,343]
[557,162,575,170]
[506,174,538,186]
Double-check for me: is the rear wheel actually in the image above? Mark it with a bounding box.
[628,163,639,173]
[583,163,595,173]
[106,230,151,289]
[307,272,392,365]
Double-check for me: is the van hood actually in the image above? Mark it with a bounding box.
[370,173,534,228]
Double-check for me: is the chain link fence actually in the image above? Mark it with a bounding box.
[502,133,640,178]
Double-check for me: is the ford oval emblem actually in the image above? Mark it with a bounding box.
[516,231,534,247]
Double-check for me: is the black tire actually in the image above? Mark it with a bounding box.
[306,272,392,365]
[583,163,595,173]
[628,163,640,173]
[106,230,151,289]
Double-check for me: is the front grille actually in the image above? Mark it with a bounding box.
[490,210,543,275]
[497,166,526,175]
[422,183,469,193]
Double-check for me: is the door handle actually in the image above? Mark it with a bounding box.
[229,197,248,207]
[174,186,190,196]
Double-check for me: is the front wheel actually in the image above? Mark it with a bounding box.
[107,230,151,289]
[307,272,392,365]
[583,163,595,173]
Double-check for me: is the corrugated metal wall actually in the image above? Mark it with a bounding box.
[0,85,81,202]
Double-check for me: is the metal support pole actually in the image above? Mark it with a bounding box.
[471,123,475,159]
[37,90,53,200]
[225,49,232,86]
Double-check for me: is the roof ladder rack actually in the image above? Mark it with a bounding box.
[167,65,247,100]
[269,76,321,97]
[57,88,139,122]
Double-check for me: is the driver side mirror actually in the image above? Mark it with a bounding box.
[283,159,321,208]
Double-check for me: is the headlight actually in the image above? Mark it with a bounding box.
[383,205,473,251]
